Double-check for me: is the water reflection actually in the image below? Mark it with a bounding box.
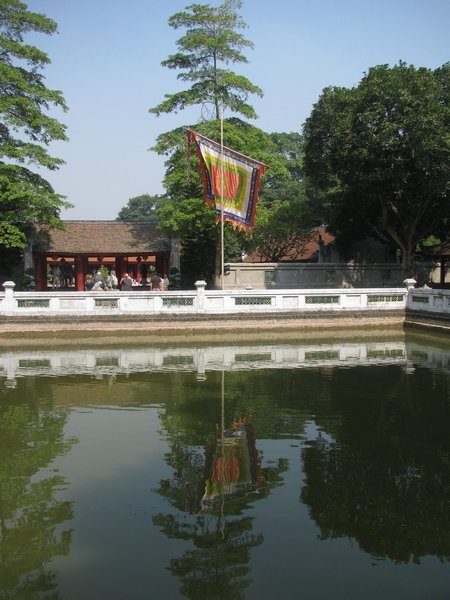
[0,332,448,599]
[0,335,448,384]
[300,362,450,564]
[154,406,287,599]
[0,382,75,598]
[202,417,264,509]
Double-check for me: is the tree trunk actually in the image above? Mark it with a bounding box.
[401,239,415,278]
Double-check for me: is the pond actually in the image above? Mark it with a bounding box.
[0,330,449,600]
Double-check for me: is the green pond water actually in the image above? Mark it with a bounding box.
[0,331,449,600]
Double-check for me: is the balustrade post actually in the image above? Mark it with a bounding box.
[195,280,207,313]
[403,278,417,290]
[2,281,17,312]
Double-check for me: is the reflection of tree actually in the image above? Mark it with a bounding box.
[0,382,75,598]
[301,365,450,563]
[154,513,262,600]
[154,452,288,600]
[155,371,299,515]
[154,371,289,599]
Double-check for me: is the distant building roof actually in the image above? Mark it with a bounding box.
[244,226,335,263]
[42,221,170,255]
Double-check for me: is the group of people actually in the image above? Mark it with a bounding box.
[85,269,169,291]
[51,259,74,289]
[84,269,118,291]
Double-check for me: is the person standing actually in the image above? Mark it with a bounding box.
[150,272,163,291]
[120,273,133,291]
[110,270,118,289]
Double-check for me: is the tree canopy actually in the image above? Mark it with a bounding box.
[153,118,296,286]
[0,0,70,249]
[303,61,450,274]
[116,193,166,221]
[150,0,262,121]
[250,131,318,262]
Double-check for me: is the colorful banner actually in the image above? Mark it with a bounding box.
[187,129,266,233]
[202,417,264,507]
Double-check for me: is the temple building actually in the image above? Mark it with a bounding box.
[31,221,177,291]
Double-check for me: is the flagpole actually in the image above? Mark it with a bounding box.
[220,106,224,291]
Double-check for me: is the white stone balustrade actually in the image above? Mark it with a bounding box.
[406,287,450,315]
[0,279,410,316]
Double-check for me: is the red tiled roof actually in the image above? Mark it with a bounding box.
[44,221,170,255]
[244,226,335,262]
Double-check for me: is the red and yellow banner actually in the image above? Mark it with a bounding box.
[187,129,266,233]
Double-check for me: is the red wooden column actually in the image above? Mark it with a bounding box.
[115,255,126,279]
[34,254,47,290]
[75,255,85,291]
[136,257,142,283]
[162,255,169,277]
[155,254,164,275]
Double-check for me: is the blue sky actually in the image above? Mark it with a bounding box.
[25,0,450,220]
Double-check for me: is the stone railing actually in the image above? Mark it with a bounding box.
[406,286,450,316]
[0,279,408,316]
[225,260,448,289]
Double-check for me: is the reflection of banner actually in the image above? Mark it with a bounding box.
[202,417,263,506]
[187,129,266,233]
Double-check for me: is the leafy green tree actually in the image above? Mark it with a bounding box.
[150,0,262,121]
[265,132,304,189]
[153,118,287,287]
[116,193,165,221]
[303,62,450,274]
[0,0,71,250]
[150,0,267,287]
[249,198,316,262]
[249,131,318,262]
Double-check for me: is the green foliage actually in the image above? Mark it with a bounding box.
[153,118,289,285]
[266,131,304,184]
[0,164,69,247]
[116,193,166,221]
[0,389,74,596]
[0,0,71,249]
[303,61,450,273]
[249,198,317,262]
[248,131,319,261]
[150,0,262,120]
[151,2,326,282]
[300,364,450,563]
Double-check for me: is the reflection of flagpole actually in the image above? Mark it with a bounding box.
[220,368,225,538]
[220,106,224,291]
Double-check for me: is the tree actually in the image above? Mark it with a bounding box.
[116,193,165,221]
[0,0,71,250]
[303,62,450,274]
[149,0,265,288]
[153,118,289,287]
[249,131,318,262]
[249,198,316,262]
[150,0,262,121]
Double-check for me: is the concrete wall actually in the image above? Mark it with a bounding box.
[225,261,448,290]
